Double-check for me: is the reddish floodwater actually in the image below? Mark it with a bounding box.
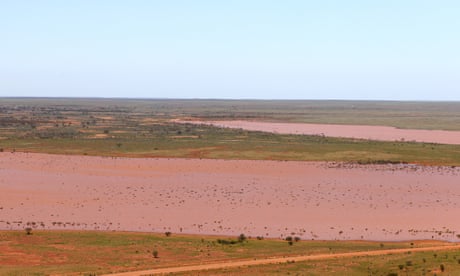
[1,152,460,241]
[184,120,460,145]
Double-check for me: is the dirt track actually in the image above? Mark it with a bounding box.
[104,244,460,275]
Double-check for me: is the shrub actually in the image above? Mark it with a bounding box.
[398,264,404,270]
[285,236,293,242]
[165,231,172,237]
[25,227,32,235]
[217,239,238,245]
[152,250,159,258]
[440,264,445,272]
[238,234,247,243]
[294,237,301,242]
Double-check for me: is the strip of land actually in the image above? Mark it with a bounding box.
[104,243,460,276]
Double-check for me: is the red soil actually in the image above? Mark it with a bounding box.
[1,152,459,241]
[184,120,460,145]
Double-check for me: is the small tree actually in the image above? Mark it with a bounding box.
[165,231,171,237]
[25,227,33,235]
[238,234,247,243]
[152,250,159,258]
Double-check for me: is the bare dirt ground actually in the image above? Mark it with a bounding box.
[1,152,459,241]
[104,244,460,276]
[182,120,460,145]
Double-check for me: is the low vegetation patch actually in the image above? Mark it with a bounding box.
[0,230,457,275]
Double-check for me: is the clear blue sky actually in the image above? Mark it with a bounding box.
[1,1,459,100]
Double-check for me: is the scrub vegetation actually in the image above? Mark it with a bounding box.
[1,98,460,166]
[1,230,458,275]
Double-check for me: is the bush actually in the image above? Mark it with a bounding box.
[152,250,159,258]
[217,239,238,245]
[238,233,247,243]
[405,261,412,266]
[398,264,404,270]
[440,264,445,272]
[165,231,172,237]
[294,236,301,242]
[285,236,293,242]
[25,227,32,235]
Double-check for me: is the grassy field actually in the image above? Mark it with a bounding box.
[2,98,460,165]
[188,249,460,275]
[1,230,457,275]
[2,98,460,130]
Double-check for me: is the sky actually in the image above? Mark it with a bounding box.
[1,1,459,100]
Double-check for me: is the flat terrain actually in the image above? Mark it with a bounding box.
[3,98,460,130]
[2,152,460,242]
[106,244,460,275]
[187,120,460,145]
[1,230,459,275]
[2,98,460,275]
[2,99,460,165]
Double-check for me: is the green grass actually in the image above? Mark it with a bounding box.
[2,124,460,166]
[0,230,454,275]
[2,98,460,166]
[2,98,460,130]
[190,249,460,275]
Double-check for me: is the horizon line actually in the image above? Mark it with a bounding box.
[1,96,460,103]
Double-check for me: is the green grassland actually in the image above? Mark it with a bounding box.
[2,98,460,130]
[188,249,460,275]
[1,98,460,165]
[0,230,457,275]
[2,125,460,166]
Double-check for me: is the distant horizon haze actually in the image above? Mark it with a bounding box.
[2,96,460,103]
